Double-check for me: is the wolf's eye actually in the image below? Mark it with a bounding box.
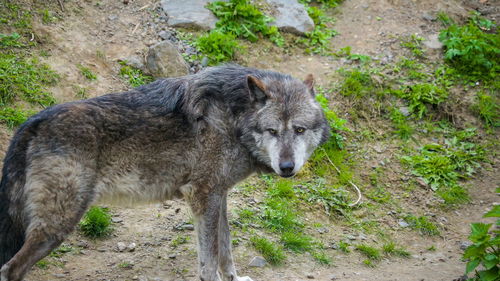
[295,127,306,134]
[267,129,277,136]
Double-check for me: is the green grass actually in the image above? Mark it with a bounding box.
[382,242,411,258]
[337,241,351,253]
[170,235,190,248]
[355,244,381,260]
[35,260,50,269]
[250,236,286,265]
[404,215,440,236]
[471,92,499,128]
[118,261,133,269]
[79,206,113,238]
[311,251,332,265]
[78,64,97,80]
[280,231,313,253]
[49,245,74,258]
[0,107,31,128]
[119,63,153,87]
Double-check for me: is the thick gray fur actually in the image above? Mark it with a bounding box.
[0,64,330,281]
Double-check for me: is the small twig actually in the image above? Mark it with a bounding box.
[132,23,140,34]
[321,148,362,207]
[57,0,65,12]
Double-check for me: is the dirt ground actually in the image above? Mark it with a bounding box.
[0,0,498,280]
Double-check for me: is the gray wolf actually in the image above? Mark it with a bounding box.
[0,64,330,281]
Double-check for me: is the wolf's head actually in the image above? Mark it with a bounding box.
[240,72,330,178]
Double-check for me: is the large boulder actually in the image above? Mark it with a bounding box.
[160,0,219,30]
[145,41,189,78]
[267,0,314,35]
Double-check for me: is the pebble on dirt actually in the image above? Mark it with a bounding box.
[146,41,189,78]
[248,256,267,267]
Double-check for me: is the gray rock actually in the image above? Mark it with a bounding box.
[161,0,221,30]
[111,217,123,223]
[267,0,314,35]
[158,30,173,40]
[460,241,472,250]
[122,55,145,71]
[423,34,443,49]
[248,256,267,267]
[117,242,127,252]
[398,220,409,228]
[422,13,436,21]
[399,106,410,116]
[127,243,136,252]
[53,274,66,278]
[200,56,209,67]
[146,41,189,78]
[307,274,315,279]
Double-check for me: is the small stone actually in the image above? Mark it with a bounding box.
[158,30,173,40]
[200,56,209,67]
[358,234,367,240]
[460,241,472,250]
[53,274,66,278]
[317,227,329,234]
[112,217,123,223]
[168,254,177,259]
[399,106,410,116]
[346,235,356,241]
[121,55,145,71]
[423,34,443,49]
[127,243,136,252]
[307,274,315,279]
[422,13,436,21]
[248,256,267,267]
[77,241,89,248]
[108,15,118,21]
[146,41,189,78]
[181,224,195,231]
[117,242,127,252]
[398,220,409,228]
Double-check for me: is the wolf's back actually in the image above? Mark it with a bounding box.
[0,117,44,266]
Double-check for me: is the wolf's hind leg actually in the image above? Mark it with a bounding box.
[1,156,95,281]
[217,193,254,281]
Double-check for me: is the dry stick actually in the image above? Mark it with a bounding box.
[321,148,362,207]
[57,0,65,12]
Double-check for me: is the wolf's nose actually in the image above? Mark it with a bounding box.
[279,161,295,175]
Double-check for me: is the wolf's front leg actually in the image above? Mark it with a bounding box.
[190,190,223,281]
[218,192,254,281]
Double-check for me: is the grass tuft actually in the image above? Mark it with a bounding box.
[79,206,113,238]
[250,236,286,265]
[355,244,381,260]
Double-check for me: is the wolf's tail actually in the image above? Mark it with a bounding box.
[0,118,42,267]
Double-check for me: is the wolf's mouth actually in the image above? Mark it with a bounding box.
[279,172,296,178]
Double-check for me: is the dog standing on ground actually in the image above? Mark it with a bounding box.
[0,65,330,281]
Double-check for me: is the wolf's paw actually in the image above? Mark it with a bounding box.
[236,276,254,281]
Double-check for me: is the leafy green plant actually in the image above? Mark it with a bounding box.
[315,92,348,149]
[400,34,425,57]
[404,215,440,236]
[462,204,499,281]
[119,63,153,87]
[299,5,337,54]
[471,92,499,128]
[389,108,413,140]
[170,235,190,248]
[337,241,351,253]
[207,0,283,46]
[250,236,286,265]
[402,128,484,204]
[78,64,97,81]
[79,206,113,238]
[195,30,240,65]
[393,83,448,118]
[439,13,499,80]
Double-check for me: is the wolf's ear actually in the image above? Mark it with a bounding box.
[304,74,315,96]
[247,75,269,105]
